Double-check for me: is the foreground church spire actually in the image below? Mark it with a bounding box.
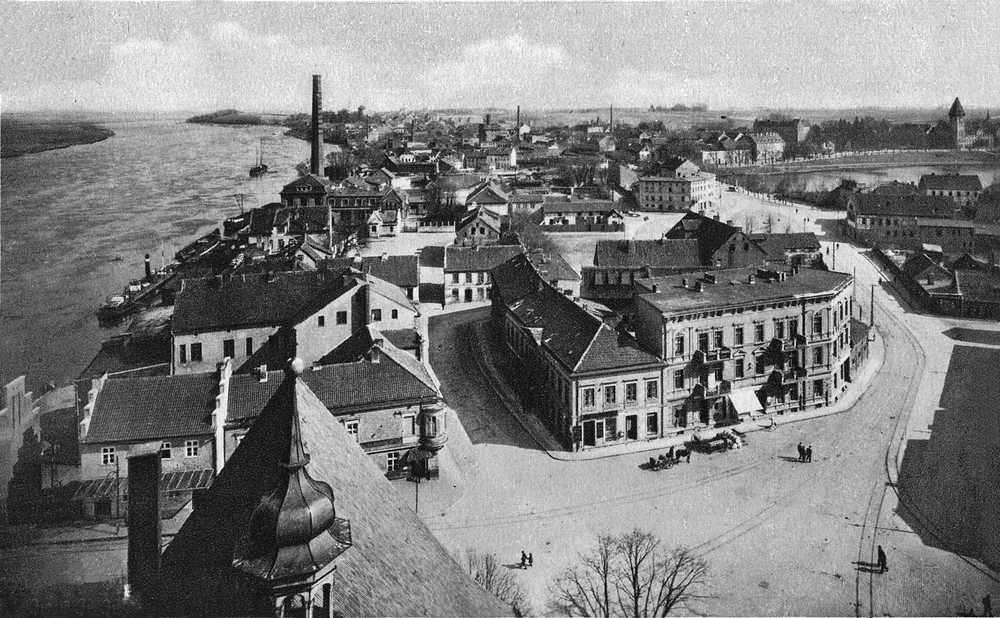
[232,358,352,616]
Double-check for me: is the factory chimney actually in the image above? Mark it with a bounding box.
[610,104,614,130]
[516,106,521,141]
[311,75,323,176]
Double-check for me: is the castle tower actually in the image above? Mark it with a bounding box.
[948,97,966,150]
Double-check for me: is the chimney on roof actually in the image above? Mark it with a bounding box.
[726,219,733,227]
[311,75,323,176]
[371,337,382,363]
[127,451,161,607]
[714,213,721,222]
[144,254,152,281]
[381,252,388,262]
[748,274,756,285]
[652,284,659,293]
[258,365,268,383]
[695,280,704,292]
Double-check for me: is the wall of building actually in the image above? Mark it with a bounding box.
[445,271,492,304]
[335,402,424,477]
[636,280,853,428]
[848,215,976,252]
[173,326,279,375]
[80,435,214,481]
[0,377,40,509]
[294,287,362,365]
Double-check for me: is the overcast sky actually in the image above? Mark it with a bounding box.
[2,1,998,113]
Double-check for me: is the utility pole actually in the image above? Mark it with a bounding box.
[870,283,875,327]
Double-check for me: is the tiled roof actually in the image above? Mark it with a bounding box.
[637,267,852,314]
[281,173,330,191]
[747,233,821,258]
[848,194,956,218]
[172,271,354,334]
[322,255,419,288]
[527,250,580,282]
[381,328,420,351]
[918,174,983,192]
[594,239,702,269]
[445,245,524,272]
[157,372,507,617]
[663,212,743,263]
[458,207,503,234]
[227,370,287,423]
[955,269,1000,303]
[542,200,619,214]
[492,256,661,374]
[84,373,218,443]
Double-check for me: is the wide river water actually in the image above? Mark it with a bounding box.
[1,117,310,392]
[3,122,1000,393]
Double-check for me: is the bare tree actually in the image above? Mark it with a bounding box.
[740,212,757,234]
[464,549,530,616]
[550,534,617,617]
[765,213,776,234]
[550,530,710,618]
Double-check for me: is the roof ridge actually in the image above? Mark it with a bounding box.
[570,312,607,373]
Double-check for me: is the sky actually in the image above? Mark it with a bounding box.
[1,1,999,114]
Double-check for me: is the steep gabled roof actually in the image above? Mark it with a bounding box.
[85,373,218,443]
[157,371,508,617]
[280,173,330,192]
[492,255,661,374]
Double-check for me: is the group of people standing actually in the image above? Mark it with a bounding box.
[519,551,533,569]
[797,442,813,463]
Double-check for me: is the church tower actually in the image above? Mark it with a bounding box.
[948,97,966,150]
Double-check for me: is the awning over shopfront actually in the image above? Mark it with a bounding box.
[73,469,215,501]
[728,388,764,417]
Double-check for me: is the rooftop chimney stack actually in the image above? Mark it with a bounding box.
[311,75,323,176]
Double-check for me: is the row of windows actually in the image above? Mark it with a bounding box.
[340,415,420,445]
[102,440,200,465]
[671,309,845,356]
[450,272,489,284]
[580,380,659,408]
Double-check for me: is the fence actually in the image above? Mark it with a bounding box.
[539,222,625,233]
[413,219,457,233]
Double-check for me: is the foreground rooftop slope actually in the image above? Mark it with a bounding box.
[158,370,510,617]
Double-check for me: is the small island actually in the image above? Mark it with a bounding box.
[186,109,267,126]
[1,119,115,158]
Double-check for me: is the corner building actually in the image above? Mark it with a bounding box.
[633,266,854,431]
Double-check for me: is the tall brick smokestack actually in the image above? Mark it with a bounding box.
[311,75,323,176]
[516,106,520,142]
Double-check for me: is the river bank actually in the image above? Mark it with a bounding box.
[1,120,115,158]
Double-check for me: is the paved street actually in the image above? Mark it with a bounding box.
[423,195,1000,616]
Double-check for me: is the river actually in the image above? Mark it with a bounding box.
[732,162,1000,193]
[1,116,312,392]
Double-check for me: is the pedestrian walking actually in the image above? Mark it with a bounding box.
[876,545,887,573]
[806,446,813,463]
[520,551,527,569]
[797,443,804,462]
[528,553,533,567]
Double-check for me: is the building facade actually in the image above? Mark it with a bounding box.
[633,267,854,432]
[846,194,976,253]
[443,245,524,304]
[637,160,720,211]
[491,254,667,451]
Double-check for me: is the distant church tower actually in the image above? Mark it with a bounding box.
[949,97,967,150]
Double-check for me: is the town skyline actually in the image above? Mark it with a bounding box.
[3,1,1000,114]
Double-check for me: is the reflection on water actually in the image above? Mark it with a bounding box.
[1,117,313,391]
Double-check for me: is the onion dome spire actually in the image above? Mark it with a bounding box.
[232,358,351,586]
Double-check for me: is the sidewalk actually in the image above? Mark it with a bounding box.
[469,319,887,462]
